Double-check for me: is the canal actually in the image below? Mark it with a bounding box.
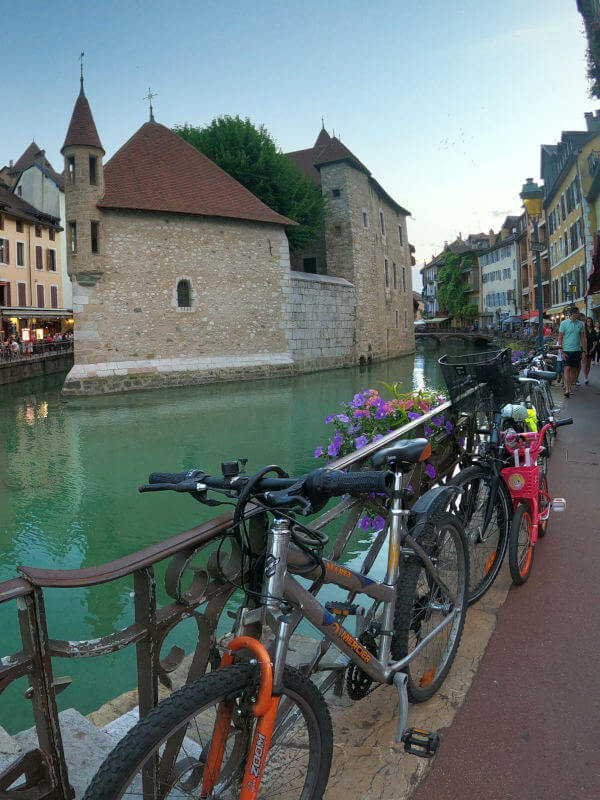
[0,340,480,733]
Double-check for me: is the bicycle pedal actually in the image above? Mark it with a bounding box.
[401,727,440,758]
[324,601,358,617]
[551,498,566,512]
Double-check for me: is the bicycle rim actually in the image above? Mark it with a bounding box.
[449,466,509,604]
[392,513,468,702]
[83,664,331,800]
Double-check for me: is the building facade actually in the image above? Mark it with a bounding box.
[0,184,68,342]
[286,129,415,363]
[541,114,600,320]
[1,143,72,307]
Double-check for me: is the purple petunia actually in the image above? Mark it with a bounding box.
[358,516,372,530]
[327,442,341,457]
[348,423,362,434]
[314,446,324,458]
[375,407,388,419]
[350,393,366,409]
[407,412,421,420]
[426,463,437,479]
[445,420,454,435]
[337,413,350,423]
[432,416,443,427]
[425,426,433,437]
[459,437,466,448]
[355,434,369,449]
[325,414,335,424]
[372,515,386,532]
[372,434,384,442]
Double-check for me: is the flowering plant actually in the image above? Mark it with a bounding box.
[313,387,452,463]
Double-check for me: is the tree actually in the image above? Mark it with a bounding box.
[437,250,478,323]
[174,116,325,251]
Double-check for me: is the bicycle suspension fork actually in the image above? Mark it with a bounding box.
[378,470,407,665]
[481,413,505,535]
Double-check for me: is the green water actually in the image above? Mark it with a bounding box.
[0,340,477,733]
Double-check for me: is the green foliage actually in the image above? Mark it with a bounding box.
[586,46,600,99]
[437,251,478,322]
[174,116,325,251]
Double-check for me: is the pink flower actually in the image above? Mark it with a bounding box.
[420,401,430,411]
[366,396,378,407]
[383,402,393,413]
[404,398,414,409]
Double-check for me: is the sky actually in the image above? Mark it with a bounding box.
[1,0,593,289]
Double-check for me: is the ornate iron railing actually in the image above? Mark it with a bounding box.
[0,400,471,799]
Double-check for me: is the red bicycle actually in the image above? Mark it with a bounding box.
[502,420,570,584]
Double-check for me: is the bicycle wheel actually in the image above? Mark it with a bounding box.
[538,475,550,538]
[391,512,469,703]
[531,386,554,455]
[448,465,510,604]
[508,502,534,585]
[83,664,332,800]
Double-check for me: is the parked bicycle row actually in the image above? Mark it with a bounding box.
[78,347,569,800]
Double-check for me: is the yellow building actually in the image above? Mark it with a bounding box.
[0,183,69,341]
[541,115,600,322]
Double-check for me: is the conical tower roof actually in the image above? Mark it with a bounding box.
[61,87,104,154]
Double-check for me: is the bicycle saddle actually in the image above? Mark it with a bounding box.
[372,438,431,472]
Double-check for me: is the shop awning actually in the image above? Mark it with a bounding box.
[425,316,449,324]
[521,310,547,320]
[1,307,73,319]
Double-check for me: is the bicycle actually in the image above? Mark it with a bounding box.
[502,423,568,583]
[438,349,568,604]
[83,441,469,799]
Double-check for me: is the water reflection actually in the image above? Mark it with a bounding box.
[0,340,481,731]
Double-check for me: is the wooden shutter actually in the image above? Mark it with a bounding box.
[18,283,26,306]
[36,246,42,269]
[50,286,58,308]
[5,240,9,264]
[5,283,11,307]
[36,284,44,308]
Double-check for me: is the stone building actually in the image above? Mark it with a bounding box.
[286,128,415,363]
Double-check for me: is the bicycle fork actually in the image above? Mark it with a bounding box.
[201,519,292,799]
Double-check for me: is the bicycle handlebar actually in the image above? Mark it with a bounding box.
[524,368,557,382]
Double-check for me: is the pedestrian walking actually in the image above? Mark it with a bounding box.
[595,322,600,364]
[583,317,597,384]
[555,348,564,384]
[558,307,585,397]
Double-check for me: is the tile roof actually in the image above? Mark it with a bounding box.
[7,142,64,188]
[62,89,104,154]
[0,184,61,228]
[97,122,295,226]
[285,127,410,216]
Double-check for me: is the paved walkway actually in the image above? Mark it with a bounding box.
[412,380,600,800]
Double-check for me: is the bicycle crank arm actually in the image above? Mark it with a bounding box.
[393,672,409,743]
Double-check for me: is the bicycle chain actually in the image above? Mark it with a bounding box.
[345,629,379,700]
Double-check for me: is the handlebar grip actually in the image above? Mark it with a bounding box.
[148,471,190,485]
[526,369,557,381]
[307,469,394,498]
[555,417,573,427]
[139,482,177,492]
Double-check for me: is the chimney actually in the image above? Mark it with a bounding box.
[584,110,600,131]
[9,160,13,168]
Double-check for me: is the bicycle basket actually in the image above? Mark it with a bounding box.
[438,349,516,415]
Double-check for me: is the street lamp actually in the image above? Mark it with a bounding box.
[569,280,577,306]
[520,178,545,349]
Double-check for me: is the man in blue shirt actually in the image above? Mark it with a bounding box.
[558,307,586,397]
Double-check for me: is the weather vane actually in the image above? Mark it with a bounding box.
[144,88,157,122]
[79,51,85,93]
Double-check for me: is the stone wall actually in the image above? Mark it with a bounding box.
[320,163,415,362]
[0,352,73,385]
[282,271,355,370]
[63,211,293,394]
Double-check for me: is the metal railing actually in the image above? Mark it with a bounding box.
[0,340,73,364]
[0,402,473,799]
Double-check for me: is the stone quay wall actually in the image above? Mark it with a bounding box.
[282,271,355,371]
[0,351,74,386]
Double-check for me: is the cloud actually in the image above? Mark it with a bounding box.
[492,209,513,218]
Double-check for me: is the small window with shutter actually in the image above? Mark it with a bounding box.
[36,284,45,308]
[50,286,58,309]
[17,282,27,306]
[16,242,25,267]
[0,283,11,306]
[35,245,43,270]
[69,222,77,253]
[67,156,75,182]
[0,238,9,264]
[49,228,55,241]
[0,214,3,230]
[89,156,97,185]
[35,225,41,237]
[47,249,57,271]
[16,220,23,233]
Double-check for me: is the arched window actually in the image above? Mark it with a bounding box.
[177,279,191,308]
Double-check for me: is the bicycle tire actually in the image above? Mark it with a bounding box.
[83,664,333,800]
[538,475,550,538]
[508,502,534,585]
[448,465,511,604]
[391,512,469,703]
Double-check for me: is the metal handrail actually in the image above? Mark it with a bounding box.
[0,399,470,798]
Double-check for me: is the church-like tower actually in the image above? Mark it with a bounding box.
[61,74,105,287]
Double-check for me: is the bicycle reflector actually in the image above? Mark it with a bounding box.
[551,498,566,512]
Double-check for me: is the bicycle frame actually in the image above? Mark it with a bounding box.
[235,471,462,688]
